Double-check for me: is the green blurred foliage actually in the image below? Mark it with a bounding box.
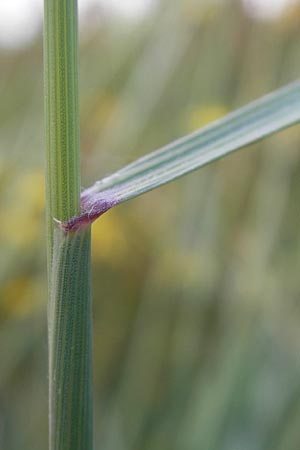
[1,0,300,449]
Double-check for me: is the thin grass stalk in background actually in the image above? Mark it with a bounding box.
[44,1,93,449]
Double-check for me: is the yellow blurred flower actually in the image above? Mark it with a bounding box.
[0,169,45,248]
[18,171,45,212]
[91,209,129,267]
[88,93,119,133]
[187,104,228,131]
[1,276,44,318]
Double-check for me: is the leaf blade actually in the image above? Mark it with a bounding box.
[64,81,300,231]
[89,81,300,199]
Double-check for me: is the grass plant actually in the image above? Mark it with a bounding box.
[43,1,300,449]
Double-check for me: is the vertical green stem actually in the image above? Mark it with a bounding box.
[44,0,80,237]
[44,1,93,449]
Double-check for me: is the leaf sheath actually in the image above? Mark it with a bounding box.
[49,228,93,450]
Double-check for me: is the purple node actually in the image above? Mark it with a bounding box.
[60,191,119,232]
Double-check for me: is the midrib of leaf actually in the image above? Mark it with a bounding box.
[63,81,300,231]
[44,1,93,450]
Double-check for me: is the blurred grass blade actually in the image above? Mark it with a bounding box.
[64,81,300,231]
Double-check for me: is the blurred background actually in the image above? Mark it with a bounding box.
[1,0,300,449]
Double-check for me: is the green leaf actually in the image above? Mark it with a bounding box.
[64,81,300,230]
